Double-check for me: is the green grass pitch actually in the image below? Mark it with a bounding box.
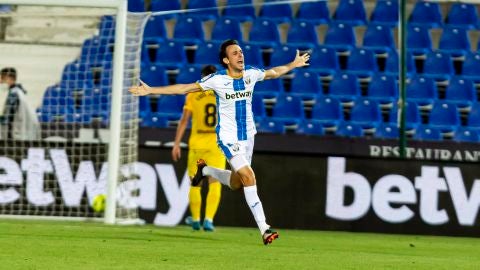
[0,219,479,269]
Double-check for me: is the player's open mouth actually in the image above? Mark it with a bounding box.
[238,61,244,64]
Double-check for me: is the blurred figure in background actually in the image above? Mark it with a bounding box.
[0,67,40,140]
[171,65,225,232]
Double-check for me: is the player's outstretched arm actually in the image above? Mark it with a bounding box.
[129,80,201,96]
[264,50,310,80]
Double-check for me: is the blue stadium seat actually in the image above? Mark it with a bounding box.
[139,95,152,120]
[414,125,443,141]
[242,43,263,67]
[311,96,343,129]
[422,51,453,82]
[80,37,107,62]
[428,101,460,133]
[384,50,416,75]
[406,76,437,108]
[297,120,324,136]
[362,24,394,54]
[156,95,186,121]
[467,103,480,129]
[62,61,89,82]
[39,106,74,123]
[323,22,356,52]
[375,123,399,139]
[254,78,284,101]
[142,112,169,128]
[150,0,181,20]
[290,70,321,103]
[370,0,399,27]
[407,25,432,57]
[328,73,360,104]
[99,16,115,38]
[270,94,305,126]
[409,1,442,28]
[350,98,382,129]
[140,64,168,87]
[389,102,422,132]
[193,42,221,67]
[256,118,286,134]
[128,0,144,12]
[438,27,470,57]
[367,74,398,107]
[445,3,479,29]
[42,85,73,107]
[461,52,480,82]
[444,77,476,110]
[296,1,329,25]
[176,65,201,84]
[307,46,339,77]
[333,0,367,26]
[60,80,90,92]
[346,48,377,78]
[336,122,363,137]
[154,41,187,69]
[211,18,243,42]
[252,97,266,120]
[269,45,297,68]
[186,0,218,21]
[454,127,480,142]
[259,0,293,24]
[286,21,318,50]
[143,16,166,41]
[249,19,280,48]
[222,0,256,22]
[173,17,204,45]
[43,85,69,99]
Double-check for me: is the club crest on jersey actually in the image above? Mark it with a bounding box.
[228,143,240,152]
[244,76,251,85]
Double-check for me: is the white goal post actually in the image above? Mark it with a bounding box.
[0,0,145,225]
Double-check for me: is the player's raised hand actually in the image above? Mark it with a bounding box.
[129,80,151,96]
[292,50,310,68]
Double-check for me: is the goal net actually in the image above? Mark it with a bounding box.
[0,0,148,224]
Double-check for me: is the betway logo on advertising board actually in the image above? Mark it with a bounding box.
[0,148,190,226]
[326,157,480,226]
[225,90,252,100]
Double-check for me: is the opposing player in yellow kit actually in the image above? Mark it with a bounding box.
[171,65,225,231]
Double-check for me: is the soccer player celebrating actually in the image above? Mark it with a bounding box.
[171,65,225,232]
[130,39,310,245]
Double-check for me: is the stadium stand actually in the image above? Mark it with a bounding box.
[10,0,480,144]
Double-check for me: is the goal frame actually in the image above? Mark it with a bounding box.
[1,0,128,225]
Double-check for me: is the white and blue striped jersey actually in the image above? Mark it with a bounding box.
[197,65,265,143]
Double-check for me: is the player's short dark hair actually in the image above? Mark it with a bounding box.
[0,67,16,80]
[219,39,239,68]
[201,65,217,78]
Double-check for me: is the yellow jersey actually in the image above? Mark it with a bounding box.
[184,90,218,150]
